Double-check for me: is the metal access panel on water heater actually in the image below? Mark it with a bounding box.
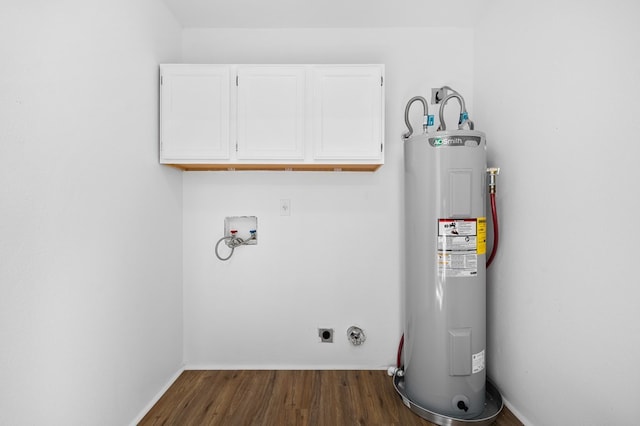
[404,129,487,420]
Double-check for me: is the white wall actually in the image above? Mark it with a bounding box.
[180,27,474,368]
[7,1,637,422]
[474,2,640,425]
[0,1,183,424]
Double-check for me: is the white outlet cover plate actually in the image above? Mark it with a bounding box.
[280,199,291,216]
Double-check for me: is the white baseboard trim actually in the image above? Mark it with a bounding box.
[502,397,532,426]
[130,365,185,426]
[183,364,390,370]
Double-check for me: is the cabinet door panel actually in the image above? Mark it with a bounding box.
[161,65,230,161]
[237,66,305,160]
[312,66,383,160]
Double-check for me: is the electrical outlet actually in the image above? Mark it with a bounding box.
[280,199,291,216]
[431,87,446,104]
[318,328,333,343]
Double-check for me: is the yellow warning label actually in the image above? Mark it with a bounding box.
[477,217,487,255]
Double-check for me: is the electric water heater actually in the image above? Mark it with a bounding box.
[394,88,502,425]
[404,127,487,418]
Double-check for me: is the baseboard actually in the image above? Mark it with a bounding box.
[502,397,531,426]
[130,365,185,426]
[184,364,390,370]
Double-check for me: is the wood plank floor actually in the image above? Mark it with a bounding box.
[139,370,522,426]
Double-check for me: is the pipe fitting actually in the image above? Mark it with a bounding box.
[347,326,366,346]
[487,167,500,195]
[438,92,468,131]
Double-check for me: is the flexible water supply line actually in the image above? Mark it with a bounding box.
[486,168,500,268]
[403,96,429,139]
[486,194,499,268]
[396,333,404,369]
[437,92,474,131]
[215,235,241,261]
[214,232,256,261]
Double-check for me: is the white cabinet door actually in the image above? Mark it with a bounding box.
[236,66,305,160]
[312,66,384,161]
[160,65,230,162]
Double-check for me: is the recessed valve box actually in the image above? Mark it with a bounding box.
[224,216,258,245]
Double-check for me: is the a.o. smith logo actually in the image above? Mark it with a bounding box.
[430,137,464,146]
[429,136,482,147]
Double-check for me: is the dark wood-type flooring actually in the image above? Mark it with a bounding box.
[139,370,522,426]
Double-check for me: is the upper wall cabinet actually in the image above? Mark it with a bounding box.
[236,66,306,160]
[160,65,230,161]
[159,64,385,171]
[312,67,384,161]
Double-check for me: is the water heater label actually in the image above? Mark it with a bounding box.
[437,218,482,277]
[472,350,485,374]
[477,217,487,255]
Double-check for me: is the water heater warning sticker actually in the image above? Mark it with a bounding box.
[438,218,477,237]
[437,218,481,278]
[477,217,487,255]
[472,350,485,374]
